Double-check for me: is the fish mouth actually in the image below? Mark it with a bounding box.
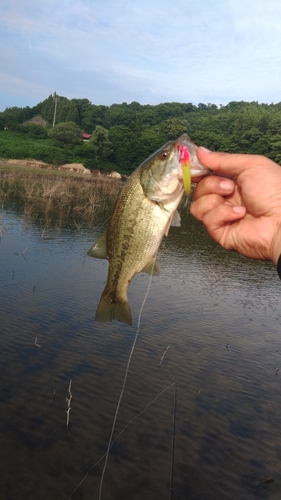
[176,134,212,182]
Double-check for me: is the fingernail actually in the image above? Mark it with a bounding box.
[198,146,211,153]
[232,206,245,214]
[219,179,233,191]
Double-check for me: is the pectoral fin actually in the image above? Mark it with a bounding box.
[171,210,181,227]
[87,227,108,259]
[164,210,181,236]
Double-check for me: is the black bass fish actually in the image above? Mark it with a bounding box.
[88,134,210,325]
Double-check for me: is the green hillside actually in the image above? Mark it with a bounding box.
[1,96,280,174]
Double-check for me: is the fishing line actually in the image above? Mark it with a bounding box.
[97,256,156,500]
[68,381,176,499]
[69,254,178,500]
[169,382,177,500]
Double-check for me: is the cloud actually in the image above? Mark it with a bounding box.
[0,0,281,110]
[0,72,51,101]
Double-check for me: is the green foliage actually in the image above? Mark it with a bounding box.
[48,122,83,147]
[1,97,281,171]
[0,106,35,130]
[16,123,48,139]
[109,125,137,173]
[36,94,55,123]
[0,130,69,165]
[160,118,189,141]
[89,125,113,159]
[71,98,91,126]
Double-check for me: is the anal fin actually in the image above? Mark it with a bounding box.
[141,258,160,276]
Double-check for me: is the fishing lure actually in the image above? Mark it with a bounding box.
[179,145,191,194]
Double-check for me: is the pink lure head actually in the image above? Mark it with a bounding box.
[179,145,190,164]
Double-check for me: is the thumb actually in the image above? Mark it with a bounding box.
[196,147,267,177]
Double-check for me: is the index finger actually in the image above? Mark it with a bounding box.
[196,148,274,177]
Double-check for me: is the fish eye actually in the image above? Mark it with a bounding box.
[159,150,170,160]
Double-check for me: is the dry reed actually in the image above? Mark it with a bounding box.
[65,379,73,432]
[0,176,122,227]
[34,337,40,348]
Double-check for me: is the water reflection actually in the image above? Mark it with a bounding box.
[1,201,281,500]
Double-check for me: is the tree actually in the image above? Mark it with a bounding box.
[89,125,113,159]
[136,127,163,163]
[40,94,57,123]
[48,122,83,147]
[109,125,137,172]
[160,118,189,141]
[71,98,91,126]
[17,123,48,139]
[2,95,281,169]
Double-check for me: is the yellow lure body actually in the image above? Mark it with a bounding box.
[182,161,191,194]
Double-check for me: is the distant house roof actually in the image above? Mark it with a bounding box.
[82,133,91,140]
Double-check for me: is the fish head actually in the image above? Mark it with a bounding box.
[139,134,212,202]
[139,139,186,203]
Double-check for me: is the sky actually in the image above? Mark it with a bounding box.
[0,0,281,111]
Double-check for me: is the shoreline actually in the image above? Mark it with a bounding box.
[0,162,122,225]
[0,159,124,184]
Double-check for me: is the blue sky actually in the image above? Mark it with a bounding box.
[0,0,281,111]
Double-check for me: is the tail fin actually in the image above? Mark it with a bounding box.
[95,294,132,326]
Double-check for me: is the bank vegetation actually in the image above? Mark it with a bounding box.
[0,163,122,226]
[1,97,281,175]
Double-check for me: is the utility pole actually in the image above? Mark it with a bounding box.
[52,92,60,127]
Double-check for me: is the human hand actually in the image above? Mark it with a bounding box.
[190,148,281,265]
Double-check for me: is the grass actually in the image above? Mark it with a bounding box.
[0,162,122,227]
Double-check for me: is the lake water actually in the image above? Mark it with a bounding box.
[1,201,281,500]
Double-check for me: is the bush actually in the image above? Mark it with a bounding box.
[16,123,48,139]
[0,131,69,165]
[48,122,83,147]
